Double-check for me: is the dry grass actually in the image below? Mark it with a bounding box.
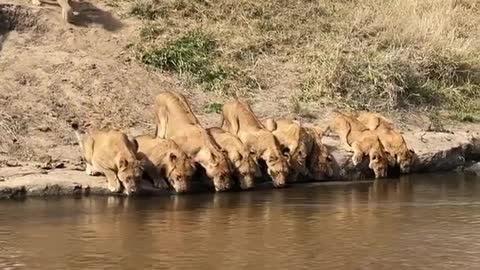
[127,0,480,121]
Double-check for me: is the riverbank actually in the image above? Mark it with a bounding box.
[1,126,478,199]
[1,1,479,198]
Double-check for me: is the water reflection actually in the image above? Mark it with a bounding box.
[0,173,480,269]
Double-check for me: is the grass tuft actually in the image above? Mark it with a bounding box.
[141,30,235,93]
[204,102,223,114]
[139,22,163,40]
[130,0,163,20]
[130,0,480,120]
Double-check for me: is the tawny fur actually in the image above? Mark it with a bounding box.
[221,100,289,187]
[357,112,415,173]
[71,123,143,194]
[264,118,309,181]
[135,135,195,193]
[154,91,234,192]
[303,126,335,180]
[207,127,261,190]
[327,111,390,178]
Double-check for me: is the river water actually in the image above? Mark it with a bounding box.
[1,173,480,269]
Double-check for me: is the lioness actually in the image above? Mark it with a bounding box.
[263,118,309,181]
[221,100,289,188]
[32,0,75,23]
[357,112,415,173]
[135,135,195,193]
[154,91,234,192]
[327,111,390,178]
[72,123,143,195]
[207,127,260,190]
[303,126,335,180]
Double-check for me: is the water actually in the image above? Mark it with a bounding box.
[1,173,480,270]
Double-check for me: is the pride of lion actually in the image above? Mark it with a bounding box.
[72,91,416,195]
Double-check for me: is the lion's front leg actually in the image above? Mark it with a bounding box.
[57,0,74,23]
[104,170,122,193]
[87,161,103,176]
[85,163,94,175]
[351,142,365,166]
[336,130,353,152]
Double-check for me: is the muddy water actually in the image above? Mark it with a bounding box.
[1,173,480,269]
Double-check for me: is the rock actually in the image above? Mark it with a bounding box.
[465,162,480,176]
[0,168,171,199]
[5,161,20,167]
[38,125,51,132]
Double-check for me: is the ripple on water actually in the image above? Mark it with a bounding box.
[0,174,480,269]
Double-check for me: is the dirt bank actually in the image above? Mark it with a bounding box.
[0,1,479,198]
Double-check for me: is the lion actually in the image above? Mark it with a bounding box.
[207,127,261,190]
[135,135,195,193]
[357,112,415,173]
[71,123,143,195]
[327,111,391,178]
[154,91,234,192]
[303,126,335,180]
[263,118,309,181]
[221,100,289,187]
[32,0,75,23]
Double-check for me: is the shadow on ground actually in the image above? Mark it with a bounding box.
[71,0,123,32]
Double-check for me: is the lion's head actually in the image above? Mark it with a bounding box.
[308,142,335,180]
[397,149,416,174]
[231,150,259,190]
[164,151,196,193]
[117,156,143,195]
[257,131,290,187]
[368,143,389,179]
[199,147,234,192]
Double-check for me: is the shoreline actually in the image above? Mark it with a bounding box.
[1,128,478,199]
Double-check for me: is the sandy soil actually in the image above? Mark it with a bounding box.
[0,0,479,173]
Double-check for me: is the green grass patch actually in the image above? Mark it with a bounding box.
[139,22,163,40]
[128,0,479,121]
[141,30,234,93]
[204,102,223,114]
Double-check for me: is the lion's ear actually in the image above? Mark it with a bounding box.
[281,145,291,158]
[119,157,128,170]
[232,151,242,161]
[264,118,277,132]
[169,152,177,163]
[210,152,219,165]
